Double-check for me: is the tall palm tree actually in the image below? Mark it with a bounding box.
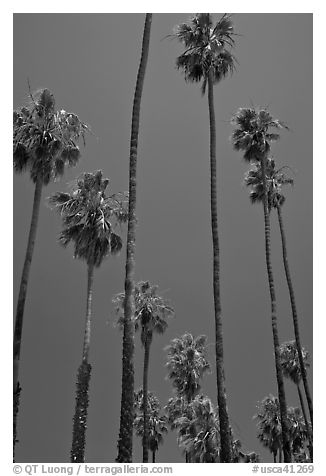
[117,13,152,463]
[134,390,168,463]
[49,170,128,462]
[244,158,313,427]
[176,395,220,462]
[114,281,174,462]
[279,341,312,460]
[231,107,292,462]
[165,333,210,462]
[173,13,236,462]
[13,88,88,458]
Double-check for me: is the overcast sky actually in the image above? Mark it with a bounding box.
[13,13,312,463]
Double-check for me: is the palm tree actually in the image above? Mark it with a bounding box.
[165,333,210,404]
[165,333,210,462]
[13,88,88,458]
[231,436,260,463]
[176,395,220,462]
[117,13,152,463]
[255,395,283,463]
[134,390,168,463]
[231,107,292,462]
[244,158,313,427]
[279,341,312,460]
[173,13,236,462]
[287,406,310,462]
[114,281,174,462]
[49,170,128,462]
[255,396,310,463]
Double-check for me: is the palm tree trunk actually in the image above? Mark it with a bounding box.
[297,383,313,461]
[152,450,156,463]
[82,263,94,363]
[142,337,151,462]
[260,156,292,463]
[71,263,94,463]
[116,13,152,463]
[207,71,231,463]
[13,175,43,460]
[276,204,313,426]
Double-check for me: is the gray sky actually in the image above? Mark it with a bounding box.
[13,13,312,463]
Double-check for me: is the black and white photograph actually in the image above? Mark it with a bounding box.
[11,4,316,469]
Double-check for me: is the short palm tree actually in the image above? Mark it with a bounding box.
[117,13,152,463]
[114,281,174,462]
[134,389,168,463]
[13,88,88,458]
[165,333,210,404]
[231,107,292,462]
[176,395,219,462]
[255,395,309,463]
[279,341,312,460]
[165,333,210,462]
[255,395,283,463]
[49,170,128,462]
[287,406,310,462]
[173,13,236,461]
[244,158,313,427]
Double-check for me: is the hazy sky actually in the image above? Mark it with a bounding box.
[13,13,312,463]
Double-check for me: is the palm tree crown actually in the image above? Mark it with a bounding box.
[231,107,288,162]
[176,394,220,462]
[134,389,168,460]
[49,170,128,267]
[174,13,236,94]
[244,158,294,210]
[165,333,210,403]
[279,341,310,386]
[114,280,174,343]
[14,88,89,184]
[255,395,282,461]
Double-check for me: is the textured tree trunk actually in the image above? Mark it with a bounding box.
[142,337,151,462]
[13,175,43,460]
[207,72,231,463]
[297,383,313,461]
[82,263,94,363]
[116,13,152,463]
[71,263,94,463]
[152,450,156,463]
[273,452,277,463]
[277,204,313,426]
[260,156,292,463]
[70,361,92,463]
[279,447,282,463]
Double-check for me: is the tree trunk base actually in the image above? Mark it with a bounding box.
[71,362,92,463]
[13,382,22,462]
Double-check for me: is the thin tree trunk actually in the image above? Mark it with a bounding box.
[273,452,277,463]
[152,450,156,463]
[297,383,313,461]
[116,13,152,463]
[13,175,43,460]
[276,204,313,426]
[207,72,231,463]
[279,447,282,463]
[142,337,151,462]
[71,263,94,463]
[260,156,292,463]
